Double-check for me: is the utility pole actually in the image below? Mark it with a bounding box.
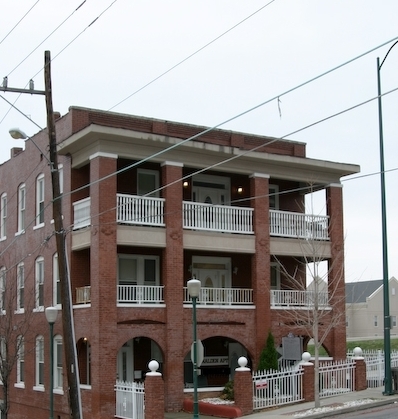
[44,50,82,419]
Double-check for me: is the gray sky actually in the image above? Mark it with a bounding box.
[1,0,397,282]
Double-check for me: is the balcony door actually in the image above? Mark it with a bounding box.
[192,174,230,205]
[192,256,231,291]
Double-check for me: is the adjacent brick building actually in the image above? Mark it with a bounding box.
[0,106,360,418]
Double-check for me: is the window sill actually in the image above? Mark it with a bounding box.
[33,223,44,231]
[54,388,64,395]
[14,382,25,389]
[15,230,25,237]
[33,307,44,313]
[33,385,44,392]
[14,309,25,315]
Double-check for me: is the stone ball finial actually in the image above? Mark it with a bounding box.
[148,360,159,373]
[238,356,248,368]
[301,352,312,363]
[353,347,363,358]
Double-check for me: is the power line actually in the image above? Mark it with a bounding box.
[109,0,277,111]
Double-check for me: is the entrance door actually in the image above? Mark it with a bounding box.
[192,174,230,206]
[117,340,134,382]
[229,342,247,380]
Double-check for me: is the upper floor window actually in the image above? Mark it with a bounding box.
[16,336,24,386]
[53,254,61,307]
[0,193,6,239]
[269,184,279,210]
[137,169,159,197]
[59,164,64,194]
[36,174,45,226]
[393,316,397,328]
[35,257,44,310]
[0,267,6,313]
[374,315,378,327]
[270,262,281,290]
[17,184,26,234]
[35,336,44,388]
[118,254,159,286]
[16,263,24,312]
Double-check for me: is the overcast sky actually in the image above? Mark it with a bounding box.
[1,0,397,283]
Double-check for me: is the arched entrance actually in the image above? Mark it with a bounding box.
[117,337,163,382]
[184,336,249,388]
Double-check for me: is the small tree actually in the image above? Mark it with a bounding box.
[257,330,279,371]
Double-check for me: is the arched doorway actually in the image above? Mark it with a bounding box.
[184,336,249,388]
[117,337,163,382]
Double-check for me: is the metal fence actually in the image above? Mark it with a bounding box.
[115,380,145,419]
[319,359,355,398]
[253,366,304,410]
[347,349,398,388]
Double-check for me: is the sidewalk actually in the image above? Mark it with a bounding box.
[164,387,398,419]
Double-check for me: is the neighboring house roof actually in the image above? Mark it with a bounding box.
[345,280,383,304]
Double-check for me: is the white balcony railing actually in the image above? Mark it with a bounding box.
[73,194,329,241]
[73,197,91,230]
[183,286,253,305]
[118,285,164,304]
[117,194,165,226]
[270,210,329,240]
[183,201,254,234]
[271,290,330,309]
[76,286,91,304]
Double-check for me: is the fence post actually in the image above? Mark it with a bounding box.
[234,356,253,416]
[352,347,367,391]
[300,352,315,402]
[145,360,164,419]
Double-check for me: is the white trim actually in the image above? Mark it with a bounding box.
[161,161,183,167]
[327,183,343,188]
[249,173,270,179]
[89,151,118,160]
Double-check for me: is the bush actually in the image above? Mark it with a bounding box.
[257,330,279,371]
[221,380,234,400]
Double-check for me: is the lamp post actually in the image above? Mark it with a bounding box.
[45,306,58,419]
[377,39,398,396]
[187,278,201,419]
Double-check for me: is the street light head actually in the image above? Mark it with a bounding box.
[187,278,201,298]
[45,306,58,324]
[9,128,28,140]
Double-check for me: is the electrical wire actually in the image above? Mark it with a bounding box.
[109,0,277,111]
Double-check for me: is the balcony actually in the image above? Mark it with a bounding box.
[183,286,253,306]
[76,286,91,304]
[271,290,330,309]
[118,285,164,304]
[72,195,330,240]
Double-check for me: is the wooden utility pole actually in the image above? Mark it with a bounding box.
[44,50,82,419]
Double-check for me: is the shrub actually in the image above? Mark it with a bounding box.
[221,380,234,400]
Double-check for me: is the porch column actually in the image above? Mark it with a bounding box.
[249,173,270,366]
[89,152,118,419]
[326,183,346,359]
[161,161,185,411]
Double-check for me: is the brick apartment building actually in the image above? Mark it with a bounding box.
[0,107,359,418]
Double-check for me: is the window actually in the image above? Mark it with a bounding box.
[53,254,61,307]
[58,164,64,194]
[270,263,281,290]
[392,316,397,328]
[36,174,45,226]
[0,337,6,383]
[17,263,24,312]
[35,336,44,388]
[137,169,159,197]
[0,267,5,312]
[35,257,44,310]
[54,335,63,390]
[269,184,279,210]
[0,193,6,239]
[17,184,26,233]
[16,336,24,386]
[118,254,159,286]
[374,315,378,327]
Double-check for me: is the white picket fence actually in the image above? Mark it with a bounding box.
[346,349,398,388]
[253,366,304,410]
[318,359,355,398]
[115,380,145,419]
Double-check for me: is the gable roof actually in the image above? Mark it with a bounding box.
[345,280,383,304]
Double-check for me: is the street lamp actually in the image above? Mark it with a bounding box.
[187,278,201,419]
[377,39,398,396]
[9,128,54,170]
[45,306,58,419]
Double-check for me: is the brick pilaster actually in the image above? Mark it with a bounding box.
[234,362,253,416]
[161,162,184,411]
[354,357,367,391]
[326,184,346,359]
[250,173,270,365]
[145,364,165,419]
[301,363,315,402]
